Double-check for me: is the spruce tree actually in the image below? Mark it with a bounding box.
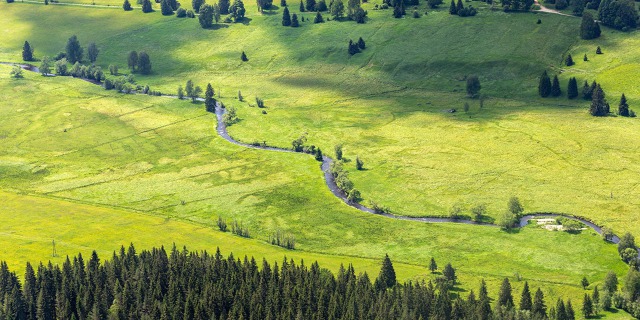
[582,80,593,100]
[582,293,593,318]
[219,0,230,13]
[291,13,300,26]
[429,257,437,273]
[331,0,345,18]
[306,0,315,11]
[282,6,292,25]
[449,0,457,14]
[584,54,588,61]
[533,288,547,318]
[241,51,248,61]
[123,0,133,10]
[281,0,286,5]
[314,11,324,22]
[142,0,153,12]
[566,299,575,320]
[590,84,607,116]
[556,299,567,320]
[618,93,630,116]
[65,35,83,64]
[357,37,365,49]
[137,51,152,74]
[317,0,327,11]
[161,0,174,15]
[375,254,396,290]
[581,276,590,289]
[87,42,99,63]
[519,282,532,311]
[498,278,514,309]
[567,77,578,99]
[192,0,204,11]
[551,75,562,97]
[205,83,216,112]
[565,54,574,66]
[538,70,551,97]
[456,0,463,11]
[443,263,456,283]
[300,0,305,11]
[199,4,214,28]
[22,41,34,61]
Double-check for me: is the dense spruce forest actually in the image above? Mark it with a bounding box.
[0,245,564,320]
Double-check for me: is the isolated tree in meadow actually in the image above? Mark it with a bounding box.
[581,276,590,289]
[65,35,83,63]
[161,0,174,15]
[137,51,152,74]
[142,0,153,12]
[618,93,630,116]
[87,42,99,63]
[508,196,523,215]
[330,0,344,18]
[123,0,133,10]
[205,83,216,112]
[551,75,562,97]
[192,0,204,11]
[580,12,601,39]
[334,144,343,160]
[355,155,364,170]
[375,254,396,290]
[291,13,299,26]
[466,75,481,98]
[314,11,324,22]
[429,257,437,273]
[567,77,578,99]
[498,278,514,309]
[565,54,574,66]
[282,6,292,25]
[443,263,456,283]
[199,4,214,27]
[22,41,34,61]
[10,66,23,79]
[241,51,248,61]
[357,37,365,50]
[348,40,359,55]
[538,70,551,97]
[127,51,138,71]
[589,84,607,116]
[39,57,51,75]
[596,46,602,54]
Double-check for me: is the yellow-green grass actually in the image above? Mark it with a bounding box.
[0,65,630,310]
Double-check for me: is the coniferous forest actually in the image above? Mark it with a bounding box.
[0,245,558,320]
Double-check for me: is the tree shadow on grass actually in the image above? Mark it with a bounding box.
[207,23,230,30]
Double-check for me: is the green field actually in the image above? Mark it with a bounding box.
[2,0,640,317]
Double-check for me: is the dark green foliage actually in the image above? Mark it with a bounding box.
[428,0,443,7]
[39,56,51,75]
[241,51,248,61]
[456,0,463,11]
[316,0,328,10]
[65,35,83,64]
[282,6,292,25]
[137,51,152,74]
[567,77,578,99]
[176,7,187,16]
[10,66,23,79]
[231,220,250,237]
[306,0,315,10]
[466,75,481,97]
[257,0,273,11]
[533,288,547,318]
[7,0,15,3]
[565,54,574,66]
[572,0,585,15]
[357,37,365,49]
[334,144,343,160]
[604,271,618,293]
[22,41,33,61]
[314,11,324,22]
[374,254,396,291]
[205,83,216,112]
[584,54,588,61]
[598,0,638,30]
[161,0,174,15]
[142,0,153,12]
[551,75,561,97]
[429,257,437,273]
[556,299,567,320]
[291,13,300,26]
[582,293,593,318]
[457,5,477,16]
[618,93,630,116]
[498,278,514,309]
[186,9,196,16]
[582,80,595,100]
[566,299,575,320]
[538,70,551,97]
[281,0,286,5]
[269,230,296,249]
[508,196,523,215]
[217,216,227,231]
[192,0,204,11]
[230,0,246,21]
[331,0,345,18]
[449,0,457,13]
[127,51,138,71]
[299,0,305,11]
[87,42,99,63]
[596,46,602,54]
[618,232,635,255]
[123,0,133,10]
[55,58,68,76]
[555,0,568,9]
[443,262,456,283]
[581,276,589,289]
[355,155,364,170]
[590,84,607,116]
[520,281,532,311]
[219,0,230,13]
[392,3,404,17]
[348,39,360,55]
[580,12,601,39]
[315,148,323,161]
[199,4,214,28]
[413,9,420,17]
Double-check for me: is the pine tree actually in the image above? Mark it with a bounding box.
[192,0,204,11]
[596,46,602,54]
[161,0,174,15]
[582,293,593,318]
[219,0,230,13]
[565,54,574,66]
[282,6,292,25]
[449,0,457,14]
[456,0,463,11]
[199,4,214,28]
[137,51,152,74]
[142,0,153,12]
[65,35,83,64]
[567,77,578,99]
[581,276,590,289]
[205,83,216,112]
[592,286,600,305]
[580,12,601,39]
[331,0,345,18]
[618,93,630,116]
[556,299,567,320]
[590,84,607,116]
[566,299,575,320]
[584,54,588,61]
[291,13,300,26]
[315,148,323,161]
[498,278,514,309]
[357,37,365,49]
[22,41,34,61]
[582,80,594,100]
[429,257,437,273]
[519,282,532,311]
[306,0,315,11]
[123,0,133,10]
[375,254,396,289]
[300,0,305,11]
[229,0,246,22]
[538,70,551,97]
[241,51,248,61]
[281,0,286,5]
[551,75,562,97]
[314,11,324,22]
[443,263,456,283]
[532,288,547,318]
[355,155,364,169]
